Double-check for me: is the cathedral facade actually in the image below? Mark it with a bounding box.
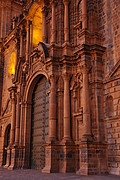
[0,0,120,176]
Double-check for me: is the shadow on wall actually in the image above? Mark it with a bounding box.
[2,124,11,166]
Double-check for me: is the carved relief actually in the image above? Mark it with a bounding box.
[70,73,83,141]
[70,73,83,113]
[70,73,83,91]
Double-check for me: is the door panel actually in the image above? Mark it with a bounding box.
[30,76,49,170]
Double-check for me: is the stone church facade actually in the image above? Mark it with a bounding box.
[0,0,120,176]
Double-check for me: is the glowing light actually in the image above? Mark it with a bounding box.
[8,52,16,76]
[33,7,42,46]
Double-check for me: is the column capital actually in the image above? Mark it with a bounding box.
[63,73,71,81]
[50,0,57,6]
[49,74,58,83]
[41,5,47,14]
[26,20,30,31]
[16,91,20,99]
[63,0,70,6]
[8,86,17,99]
[81,64,90,74]
[20,25,26,37]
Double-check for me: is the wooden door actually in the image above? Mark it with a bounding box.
[30,76,49,170]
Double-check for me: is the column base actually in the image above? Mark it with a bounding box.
[42,140,76,173]
[42,166,52,173]
[8,165,15,170]
[81,134,93,142]
[0,149,3,167]
[4,165,9,169]
[18,146,26,169]
[76,140,108,175]
[3,148,11,169]
[42,140,59,173]
[59,140,76,173]
[8,145,19,170]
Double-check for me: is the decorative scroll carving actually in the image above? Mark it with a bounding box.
[22,62,29,73]
[70,73,83,91]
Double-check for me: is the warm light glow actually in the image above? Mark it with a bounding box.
[33,7,42,46]
[8,52,16,76]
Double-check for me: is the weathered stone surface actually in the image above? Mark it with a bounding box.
[0,0,120,176]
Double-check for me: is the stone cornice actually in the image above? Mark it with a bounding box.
[3,18,26,47]
[12,0,24,6]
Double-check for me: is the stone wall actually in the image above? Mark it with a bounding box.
[2,43,16,111]
[97,0,120,175]
[98,0,120,74]
[0,0,120,176]
[0,0,22,38]
[104,78,120,175]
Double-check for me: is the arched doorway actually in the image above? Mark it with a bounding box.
[3,124,11,165]
[30,76,49,170]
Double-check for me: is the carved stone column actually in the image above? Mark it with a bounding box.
[26,20,30,62]
[1,2,5,38]
[8,87,16,146]
[63,73,71,140]
[49,75,56,140]
[63,0,69,43]
[82,0,87,29]
[12,17,16,29]
[20,29,23,57]
[51,0,56,43]
[30,21,33,52]
[42,6,46,43]
[19,102,25,146]
[57,88,63,141]
[15,92,20,146]
[82,65,91,136]
[4,148,11,168]
[8,91,20,170]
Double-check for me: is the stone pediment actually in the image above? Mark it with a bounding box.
[2,99,12,117]
[108,60,120,79]
[37,42,49,59]
[31,42,49,64]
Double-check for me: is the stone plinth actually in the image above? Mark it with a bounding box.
[4,148,11,169]
[42,141,59,173]
[42,140,77,173]
[8,145,20,170]
[59,140,76,173]
[77,140,108,175]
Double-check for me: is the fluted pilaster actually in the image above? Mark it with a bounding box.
[50,0,56,43]
[15,92,20,146]
[63,73,71,140]
[49,75,56,140]
[63,0,70,43]
[42,6,46,43]
[82,0,87,29]
[82,65,91,136]
[26,20,30,62]
[8,87,17,146]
